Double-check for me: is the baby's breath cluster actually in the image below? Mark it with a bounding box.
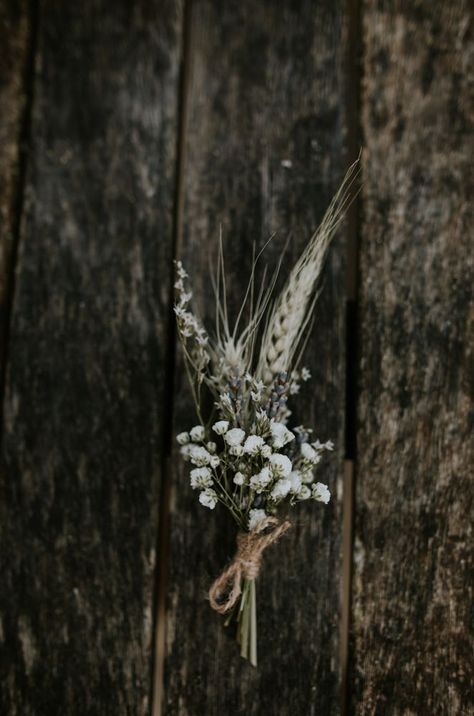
[176,366,333,531]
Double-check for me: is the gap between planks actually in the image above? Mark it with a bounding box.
[150,1,194,714]
[0,0,39,427]
[340,0,362,712]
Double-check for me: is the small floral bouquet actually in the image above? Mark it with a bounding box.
[174,162,358,665]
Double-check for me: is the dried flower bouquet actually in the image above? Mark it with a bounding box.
[174,161,358,666]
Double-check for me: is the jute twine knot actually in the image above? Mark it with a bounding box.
[208,517,291,614]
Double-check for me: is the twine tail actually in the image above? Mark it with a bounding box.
[208,561,243,615]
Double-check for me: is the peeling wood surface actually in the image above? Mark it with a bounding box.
[162,1,348,714]
[0,2,182,713]
[352,2,474,714]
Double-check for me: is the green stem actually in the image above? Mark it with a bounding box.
[237,578,257,666]
[249,579,257,667]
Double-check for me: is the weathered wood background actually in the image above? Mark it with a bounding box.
[0,1,472,715]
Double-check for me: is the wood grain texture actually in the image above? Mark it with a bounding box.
[0,0,31,367]
[163,1,349,713]
[352,2,473,714]
[0,2,182,713]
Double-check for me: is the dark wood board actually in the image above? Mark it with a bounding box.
[162,1,349,714]
[352,2,473,714]
[0,2,182,714]
[0,0,32,375]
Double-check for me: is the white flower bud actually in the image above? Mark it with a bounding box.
[312,482,330,504]
[224,428,245,447]
[248,508,267,531]
[199,488,218,509]
[243,435,265,455]
[289,471,302,494]
[212,420,230,435]
[270,478,292,500]
[188,445,212,467]
[301,442,319,462]
[190,425,206,442]
[270,422,295,449]
[298,485,311,500]
[269,453,292,477]
[190,467,213,490]
[301,367,311,381]
[233,472,245,486]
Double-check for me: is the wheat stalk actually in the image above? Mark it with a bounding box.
[256,158,360,383]
[208,231,282,393]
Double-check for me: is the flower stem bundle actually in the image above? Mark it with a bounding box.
[174,160,359,665]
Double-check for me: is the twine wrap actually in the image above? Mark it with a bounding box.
[208,517,291,614]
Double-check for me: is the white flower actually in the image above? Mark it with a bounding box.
[301,367,311,381]
[190,425,205,442]
[312,482,331,504]
[179,444,192,460]
[174,260,188,279]
[269,453,292,477]
[250,467,272,493]
[289,382,300,395]
[245,374,264,392]
[289,471,302,494]
[271,478,292,500]
[199,488,218,509]
[212,420,229,435]
[312,438,334,452]
[209,455,220,468]
[248,508,267,531]
[233,472,246,486]
[219,393,233,409]
[298,485,311,500]
[301,442,320,463]
[260,444,272,459]
[224,428,245,446]
[243,435,265,455]
[206,441,217,453]
[250,391,262,402]
[173,306,186,319]
[229,444,244,456]
[270,422,295,449]
[188,445,212,467]
[301,469,315,484]
[176,431,190,445]
[190,467,213,490]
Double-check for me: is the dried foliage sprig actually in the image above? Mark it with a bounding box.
[174,160,359,665]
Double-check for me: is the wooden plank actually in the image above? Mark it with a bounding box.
[0,2,182,713]
[0,0,32,375]
[352,2,473,714]
[163,1,349,713]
